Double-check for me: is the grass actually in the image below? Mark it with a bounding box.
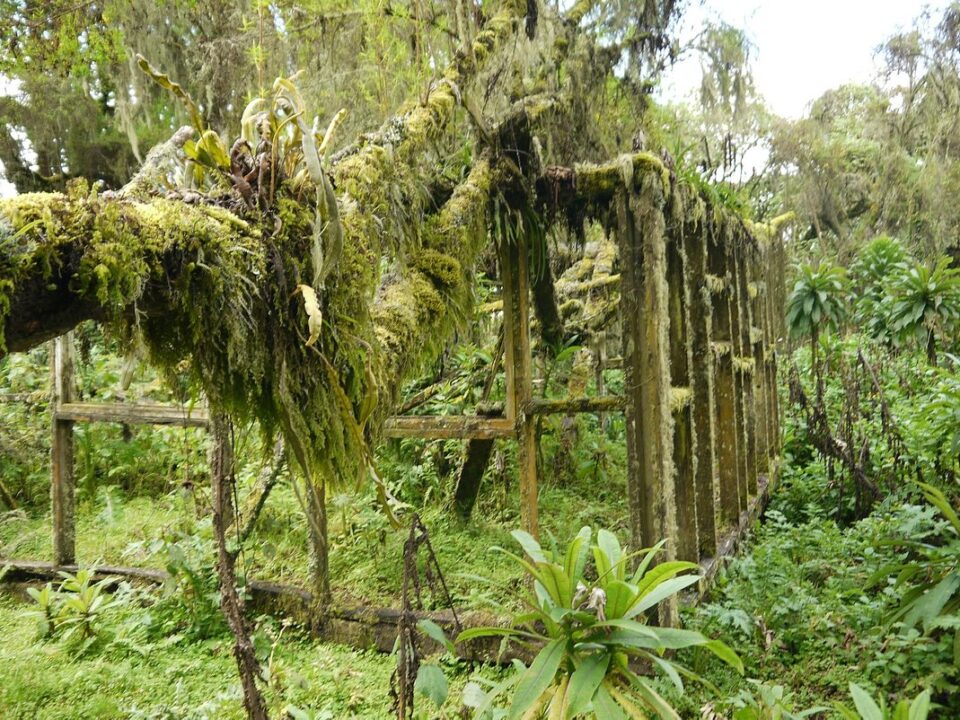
[0,593,397,719]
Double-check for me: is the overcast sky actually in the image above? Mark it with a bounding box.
[660,0,950,118]
[0,3,948,196]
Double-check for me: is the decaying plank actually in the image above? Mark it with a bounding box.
[382,415,514,440]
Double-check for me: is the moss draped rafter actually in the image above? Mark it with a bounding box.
[0,1,528,491]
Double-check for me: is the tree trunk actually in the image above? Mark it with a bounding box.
[927,328,938,366]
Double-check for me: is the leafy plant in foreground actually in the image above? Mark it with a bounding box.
[834,683,931,720]
[875,482,960,635]
[25,568,122,649]
[457,527,743,718]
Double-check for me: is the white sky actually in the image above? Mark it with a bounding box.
[660,0,951,118]
[0,2,948,196]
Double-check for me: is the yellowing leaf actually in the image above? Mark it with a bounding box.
[296,284,323,346]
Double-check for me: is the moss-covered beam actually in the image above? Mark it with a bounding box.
[0,188,259,356]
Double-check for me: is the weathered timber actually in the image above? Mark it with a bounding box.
[708,230,742,527]
[733,244,758,498]
[616,169,678,628]
[666,229,699,563]
[51,334,75,566]
[382,416,514,440]
[502,232,539,537]
[684,214,719,557]
[55,401,210,427]
[0,560,513,663]
[524,395,626,414]
[452,404,507,519]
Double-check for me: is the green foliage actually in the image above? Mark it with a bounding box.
[457,528,742,718]
[850,237,912,343]
[888,258,960,363]
[834,683,931,720]
[875,482,960,639]
[25,569,123,652]
[785,262,848,343]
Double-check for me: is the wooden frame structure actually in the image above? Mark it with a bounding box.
[37,163,787,615]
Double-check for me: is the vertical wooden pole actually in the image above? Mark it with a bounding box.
[502,234,539,538]
[51,333,76,566]
[750,256,771,477]
[708,226,742,527]
[732,244,758,497]
[685,215,719,558]
[666,231,698,563]
[617,172,677,572]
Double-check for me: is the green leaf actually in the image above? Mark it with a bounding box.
[135,54,204,132]
[593,684,628,720]
[849,683,884,720]
[418,618,454,653]
[597,529,625,580]
[916,481,960,531]
[625,574,701,618]
[512,530,548,563]
[647,653,684,692]
[908,690,931,720]
[633,561,699,601]
[508,638,565,719]
[630,676,681,720]
[564,527,592,583]
[604,580,638,620]
[704,638,744,674]
[629,540,667,584]
[414,664,448,708]
[903,572,960,630]
[564,652,609,719]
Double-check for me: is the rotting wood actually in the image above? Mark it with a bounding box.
[382,415,513,440]
[728,244,751,510]
[55,401,209,427]
[733,245,758,498]
[666,229,699,564]
[51,333,76,567]
[502,232,539,538]
[453,405,506,519]
[524,395,626,414]
[616,171,678,626]
[708,232,742,527]
[240,437,286,543]
[684,213,719,558]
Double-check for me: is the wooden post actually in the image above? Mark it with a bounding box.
[708,227,742,527]
[684,216,719,558]
[732,244,758,497]
[750,257,771,477]
[502,234,539,538]
[616,173,677,563]
[51,333,76,566]
[666,231,698,563]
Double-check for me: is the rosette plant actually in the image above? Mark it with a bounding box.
[457,527,743,719]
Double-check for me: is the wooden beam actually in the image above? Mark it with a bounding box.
[382,415,514,440]
[55,402,210,427]
[524,395,625,415]
[51,334,76,566]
